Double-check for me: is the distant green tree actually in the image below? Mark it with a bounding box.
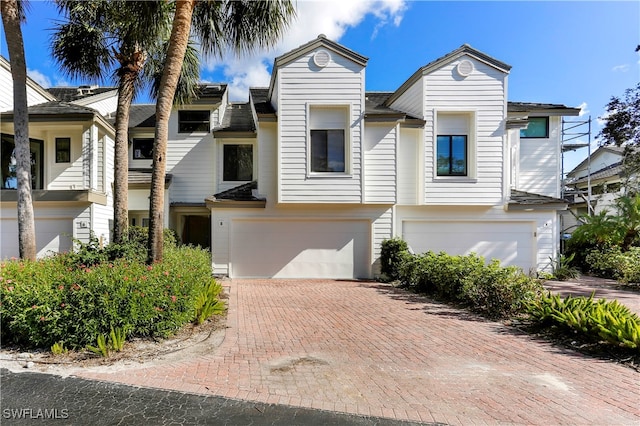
[598,83,640,196]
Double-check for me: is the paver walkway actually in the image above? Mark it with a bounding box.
[78,280,640,425]
[544,276,640,315]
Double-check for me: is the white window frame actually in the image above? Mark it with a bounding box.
[306,103,352,177]
[433,109,477,181]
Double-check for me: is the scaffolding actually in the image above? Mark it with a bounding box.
[560,116,592,248]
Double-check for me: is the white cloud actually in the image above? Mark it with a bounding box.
[611,64,630,72]
[203,0,408,100]
[27,68,52,88]
[577,102,589,117]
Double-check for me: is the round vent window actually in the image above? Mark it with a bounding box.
[456,60,474,77]
[313,50,331,68]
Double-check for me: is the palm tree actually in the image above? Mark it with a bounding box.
[1,0,36,260]
[52,0,173,244]
[147,0,296,263]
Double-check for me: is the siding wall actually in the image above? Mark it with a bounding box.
[80,96,117,116]
[0,65,52,112]
[363,123,396,204]
[518,116,561,197]
[165,111,216,204]
[277,49,365,203]
[397,127,421,205]
[389,79,423,118]
[423,56,507,205]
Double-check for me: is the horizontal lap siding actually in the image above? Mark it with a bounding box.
[278,50,364,203]
[389,80,423,118]
[364,124,396,204]
[424,57,506,205]
[518,117,561,198]
[166,126,215,204]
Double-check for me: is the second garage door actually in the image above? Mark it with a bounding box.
[230,219,370,279]
[402,221,535,272]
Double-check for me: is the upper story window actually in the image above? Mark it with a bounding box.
[1,133,43,189]
[311,130,345,173]
[437,135,467,176]
[132,138,154,160]
[435,111,476,178]
[178,110,210,133]
[308,105,349,174]
[520,116,549,138]
[223,144,253,181]
[55,137,71,163]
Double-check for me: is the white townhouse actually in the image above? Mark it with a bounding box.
[0,56,116,258]
[1,36,580,279]
[200,36,580,278]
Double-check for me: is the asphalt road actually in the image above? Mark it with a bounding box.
[0,368,430,425]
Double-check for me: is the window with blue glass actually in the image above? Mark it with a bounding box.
[520,116,549,138]
[437,135,467,176]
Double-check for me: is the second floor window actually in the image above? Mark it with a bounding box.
[223,144,253,181]
[55,138,71,163]
[1,133,43,189]
[178,110,210,133]
[520,116,549,138]
[437,135,467,176]
[132,138,154,159]
[310,129,345,173]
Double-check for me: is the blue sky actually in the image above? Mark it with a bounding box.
[1,1,639,171]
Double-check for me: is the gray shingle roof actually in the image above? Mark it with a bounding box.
[569,162,623,186]
[128,104,156,128]
[211,181,261,201]
[1,101,99,117]
[48,86,117,102]
[194,83,227,100]
[213,103,255,133]
[507,102,581,115]
[509,189,567,206]
[249,88,275,118]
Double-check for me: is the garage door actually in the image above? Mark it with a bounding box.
[231,219,370,279]
[1,218,73,259]
[402,221,535,271]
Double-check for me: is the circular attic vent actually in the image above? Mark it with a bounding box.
[313,50,331,68]
[456,60,474,77]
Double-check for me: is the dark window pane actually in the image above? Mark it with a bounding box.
[133,138,154,159]
[520,116,549,138]
[178,110,210,133]
[223,144,253,181]
[55,138,70,163]
[311,129,345,172]
[437,135,467,176]
[1,133,43,189]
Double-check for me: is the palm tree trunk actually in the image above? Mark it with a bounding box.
[113,51,146,244]
[1,0,36,260]
[147,0,196,263]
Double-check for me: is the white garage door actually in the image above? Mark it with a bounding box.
[1,218,73,259]
[231,219,370,279]
[402,221,535,271]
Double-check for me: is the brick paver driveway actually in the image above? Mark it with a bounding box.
[79,280,640,425]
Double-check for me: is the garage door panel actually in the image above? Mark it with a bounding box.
[1,219,73,259]
[231,220,369,279]
[403,221,534,271]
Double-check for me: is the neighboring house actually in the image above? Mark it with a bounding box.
[142,35,575,279]
[561,145,627,233]
[0,56,116,258]
[1,36,581,279]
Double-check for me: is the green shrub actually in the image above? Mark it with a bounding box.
[461,260,543,318]
[0,245,221,350]
[391,245,542,319]
[379,238,410,282]
[549,253,580,281]
[585,247,640,284]
[528,292,640,350]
